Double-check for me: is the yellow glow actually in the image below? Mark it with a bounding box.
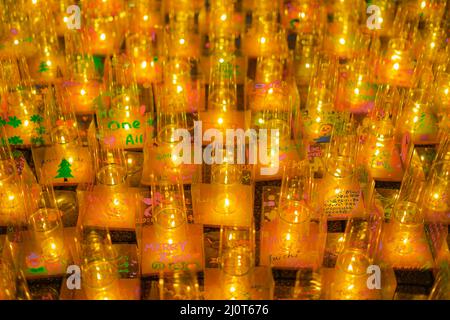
[433,193,440,199]
[354,88,359,95]
[63,17,68,23]
[339,38,345,45]
[100,33,106,41]
[14,39,19,45]
[218,117,224,125]
[179,38,185,45]
[393,63,400,70]
[80,89,86,96]
[176,85,183,93]
[220,14,227,21]
[305,63,310,69]
[143,15,148,21]
[421,1,426,9]
[260,37,266,44]
[141,61,147,69]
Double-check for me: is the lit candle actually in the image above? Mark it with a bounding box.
[65,81,101,114]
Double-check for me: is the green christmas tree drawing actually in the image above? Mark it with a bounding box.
[55,158,74,182]
[38,61,49,73]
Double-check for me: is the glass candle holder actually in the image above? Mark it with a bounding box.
[164,11,200,59]
[389,201,424,255]
[27,177,66,263]
[27,16,66,84]
[379,38,416,88]
[28,208,65,263]
[324,12,358,59]
[277,160,312,252]
[219,225,255,300]
[211,161,242,215]
[0,136,27,226]
[331,249,373,300]
[397,88,438,144]
[84,15,124,55]
[0,0,37,58]
[155,58,190,144]
[127,0,163,34]
[421,160,450,222]
[90,129,129,219]
[343,58,377,114]
[97,54,148,149]
[151,173,188,246]
[158,270,201,300]
[40,85,93,185]
[208,52,237,113]
[63,30,102,114]
[0,57,41,146]
[248,80,292,143]
[294,33,320,90]
[78,229,121,300]
[126,32,162,85]
[320,155,361,218]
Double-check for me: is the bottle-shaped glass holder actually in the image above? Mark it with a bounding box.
[27,179,66,266]
[211,161,242,216]
[84,13,124,56]
[76,226,121,300]
[63,30,102,114]
[276,160,312,253]
[379,38,416,88]
[330,206,382,300]
[91,129,129,221]
[158,270,201,300]
[97,55,148,149]
[219,225,255,300]
[0,0,37,58]
[126,31,163,85]
[397,88,439,144]
[151,173,188,248]
[0,57,41,147]
[421,160,450,223]
[320,121,362,219]
[359,84,404,181]
[206,52,239,131]
[38,85,93,185]
[27,14,66,84]
[0,134,27,226]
